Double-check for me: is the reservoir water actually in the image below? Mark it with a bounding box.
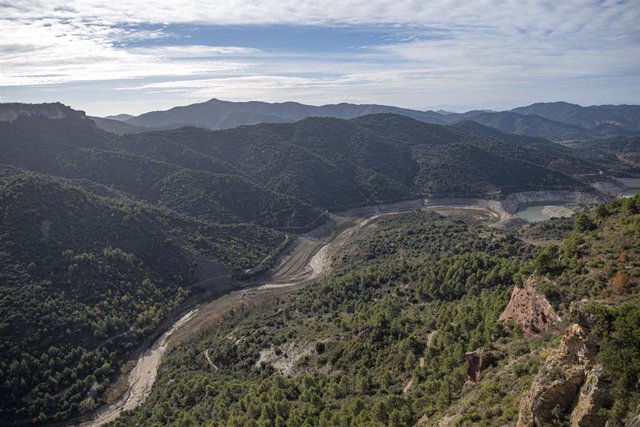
[622,189,640,198]
[516,203,573,223]
[516,205,551,222]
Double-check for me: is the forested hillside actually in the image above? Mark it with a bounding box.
[0,104,637,424]
[3,109,609,213]
[455,111,595,140]
[102,98,640,141]
[0,172,287,422]
[566,135,640,169]
[512,102,640,135]
[112,210,534,426]
[0,116,324,231]
[113,196,640,426]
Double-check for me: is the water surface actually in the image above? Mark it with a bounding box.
[516,205,550,222]
[516,203,572,223]
[622,189,640,198]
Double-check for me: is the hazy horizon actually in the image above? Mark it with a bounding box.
[3,96,640,119]
[2,1,639,116]
[73,98,640,119]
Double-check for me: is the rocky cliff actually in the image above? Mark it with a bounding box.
[627,406,640,427]
[465,347,498,382]
[499,276,562,336]
[0,102,86,122]
[517,310,613,427]
[500,191,608,214]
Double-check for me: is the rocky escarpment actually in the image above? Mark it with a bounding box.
[500,191,608,214]
[465,347,498,382]
[0,102,86,122]
[517,308,613,427]
[499,276,561,336]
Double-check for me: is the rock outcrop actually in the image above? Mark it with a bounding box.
[0,102,86,122]
[500,191,608,215]
[627,406,640,427]
[465,347,498,382]
[570,365,612,426]
[499,276,561,336]
[517,323,612,427]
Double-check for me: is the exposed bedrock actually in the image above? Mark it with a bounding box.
[500,191,609,215]
[499,276,562,336]
[465,347,499,382]
[517,322,613,427]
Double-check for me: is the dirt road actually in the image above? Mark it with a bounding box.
[80,310,197,426]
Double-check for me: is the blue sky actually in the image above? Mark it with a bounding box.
[1,1,639,116]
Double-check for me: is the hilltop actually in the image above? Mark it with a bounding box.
[98,99,640,141]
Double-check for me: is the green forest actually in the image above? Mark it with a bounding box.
[0,107,639,424]
[0,172,287,422]
[113,197,640,426]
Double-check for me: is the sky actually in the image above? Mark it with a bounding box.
[1,0,639,116]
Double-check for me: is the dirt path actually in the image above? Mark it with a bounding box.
[203,349,218,370]
[259,214,376,289]
[402,378,414,394]
[80,310,197,426]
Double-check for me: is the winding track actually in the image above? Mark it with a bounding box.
[76,198,505,426]
[78,310,197,426]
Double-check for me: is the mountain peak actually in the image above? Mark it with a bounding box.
[521,101,582,108]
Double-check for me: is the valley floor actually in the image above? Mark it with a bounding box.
[73,192,625,426]
[76,199,460,426]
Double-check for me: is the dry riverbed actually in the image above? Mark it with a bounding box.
[73,197,537,425]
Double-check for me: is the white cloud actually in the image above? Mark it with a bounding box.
[1,0,638,113]
[0,17,253,85]
[129,45,262,58]
[3,0,639,34]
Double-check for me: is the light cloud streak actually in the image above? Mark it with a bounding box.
[1,1,638,115]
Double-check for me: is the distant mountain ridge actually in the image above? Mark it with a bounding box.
[6,102,635,217]
[460,110,596,140]
[88,116,148,134]
[511,101,640,134]
[104,113,135,121]
[123,98,447,130]
[99,98,640,140]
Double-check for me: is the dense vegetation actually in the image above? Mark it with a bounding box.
[0,172,286,422]
[113,211,539,426]
[530,196,640,305]
[114,197,640,426]
[1,105,638,424]
[588,303,640,422]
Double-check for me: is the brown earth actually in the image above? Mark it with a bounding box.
[499,276,562,336]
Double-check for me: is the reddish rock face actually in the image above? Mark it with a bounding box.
[465,347,498,382]
[499,276,561,336]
